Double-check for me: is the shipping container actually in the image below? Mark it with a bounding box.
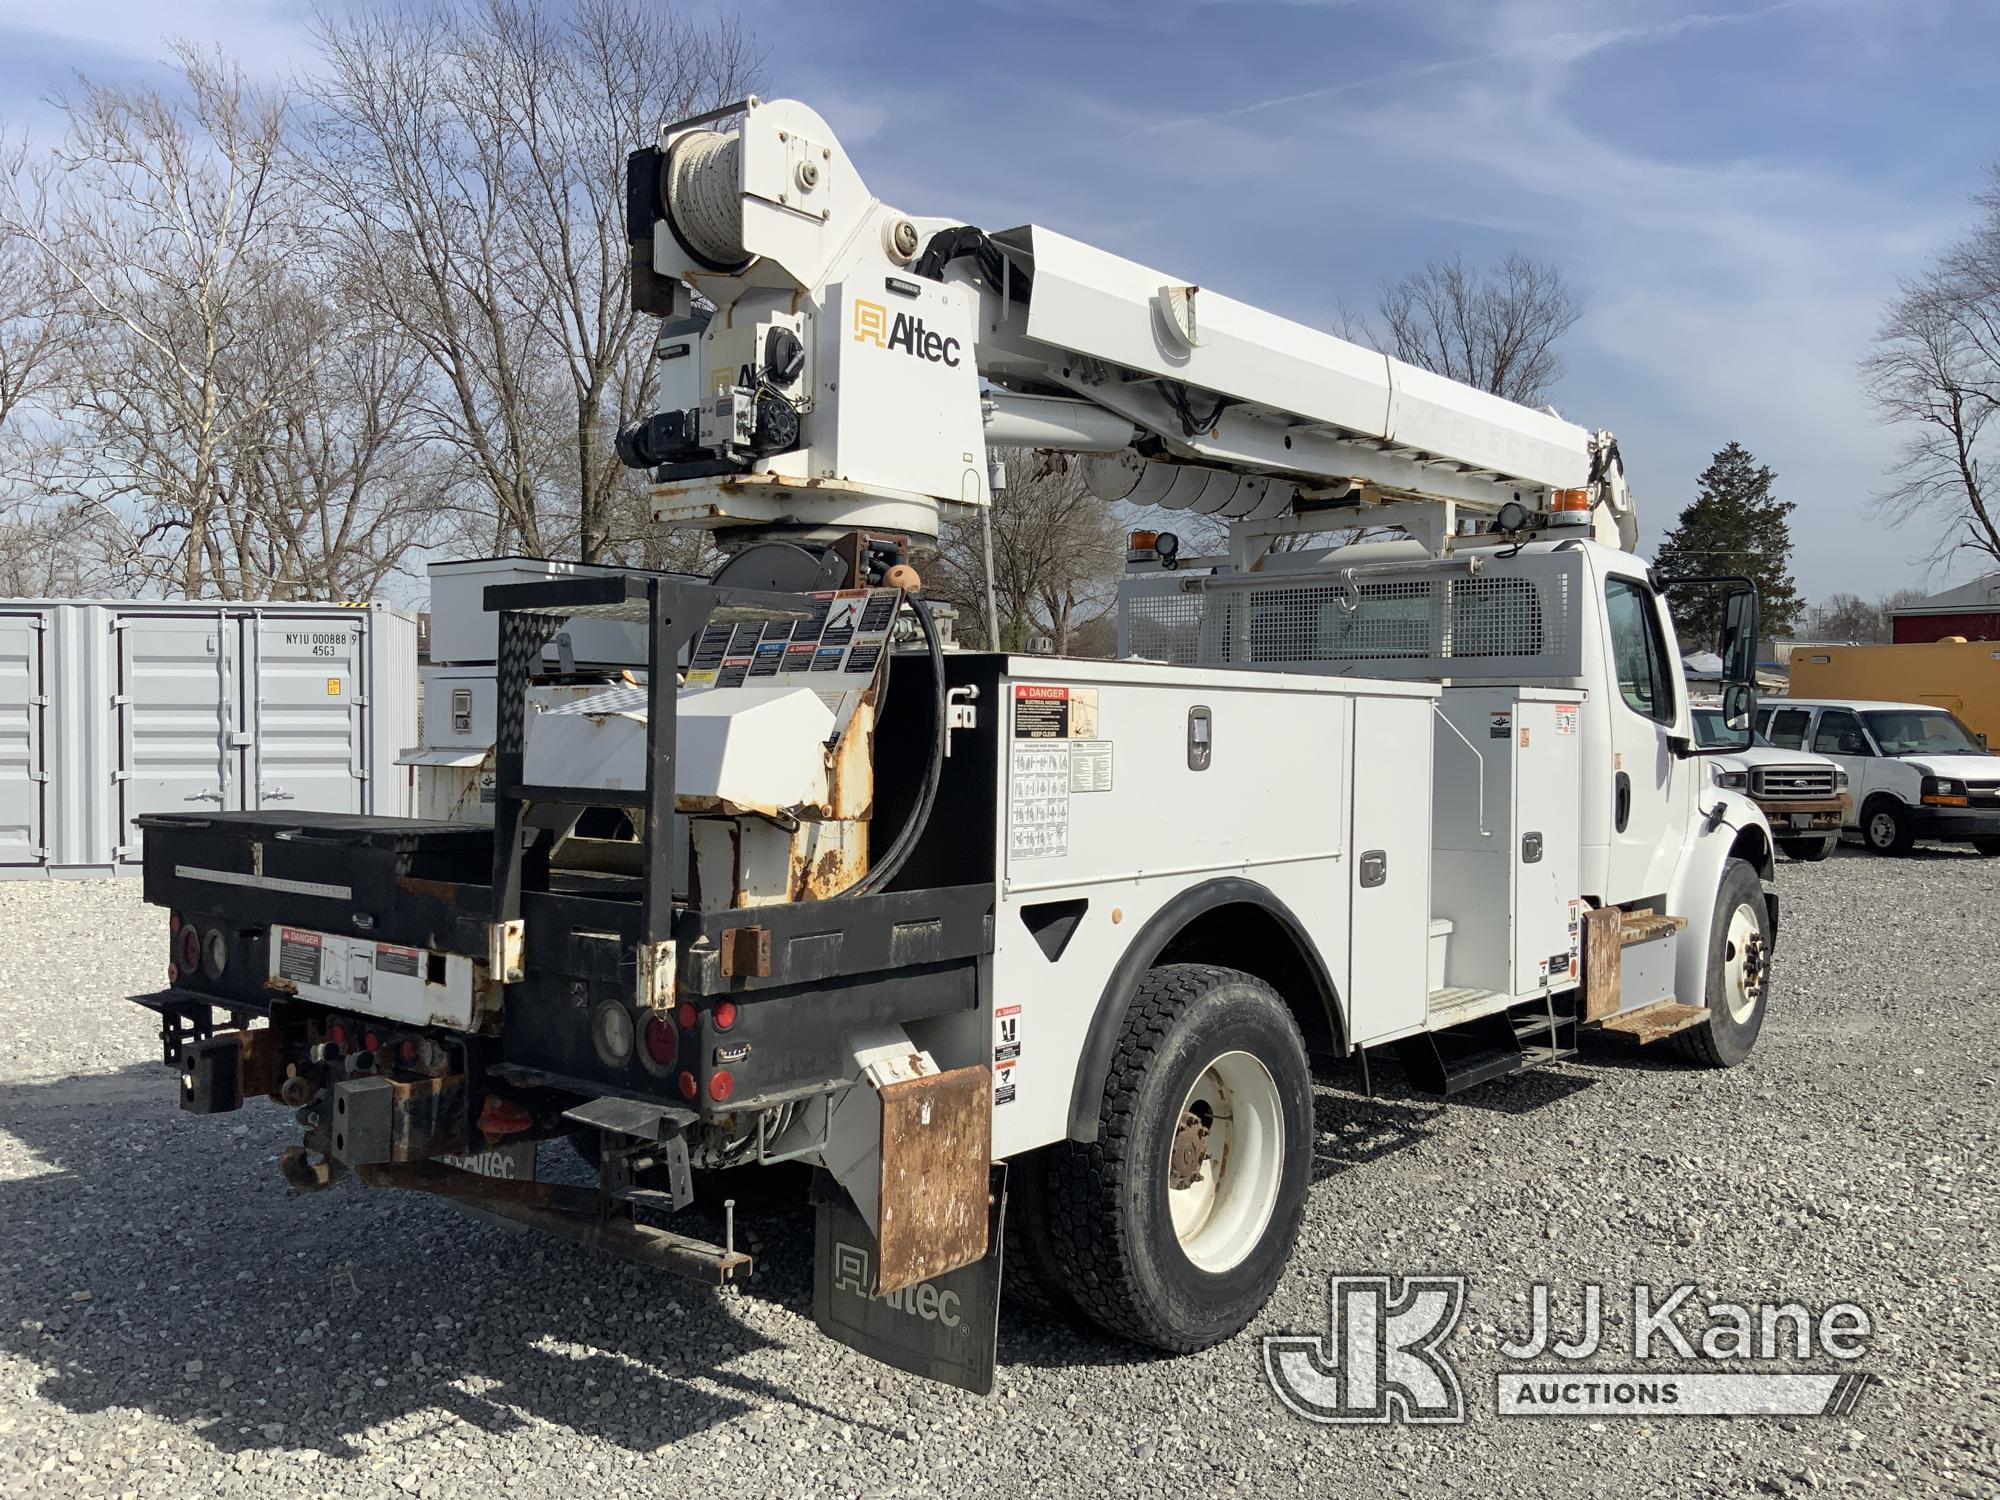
[0,600,419,879]
[1788,638,2000,747]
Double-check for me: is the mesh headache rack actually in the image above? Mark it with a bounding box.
[1117,550,1584,680]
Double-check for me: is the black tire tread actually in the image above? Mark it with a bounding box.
[1041,962,1303,1351]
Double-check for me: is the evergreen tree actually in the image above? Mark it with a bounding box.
[1653,442,1803,649]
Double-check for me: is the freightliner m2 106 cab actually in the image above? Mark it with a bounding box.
[127,98,1776,1393]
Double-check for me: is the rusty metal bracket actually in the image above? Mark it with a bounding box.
[636,938,677,1010]
[719,925,771,978]
[874,1064,992,1296]
[487,918,526,983]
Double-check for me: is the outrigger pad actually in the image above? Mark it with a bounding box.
[812,1166,1005,1396]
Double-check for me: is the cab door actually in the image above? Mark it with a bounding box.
[1808,706,1882,817]
[1598,573,1687,902]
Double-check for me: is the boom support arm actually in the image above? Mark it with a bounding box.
[620,96,1637,551]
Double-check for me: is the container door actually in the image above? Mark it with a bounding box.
[244,614,364,814]
[0,615,46,865]
[117,612,232,863]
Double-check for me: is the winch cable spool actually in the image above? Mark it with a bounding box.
[663,129,750,272]
[850,595,946,898]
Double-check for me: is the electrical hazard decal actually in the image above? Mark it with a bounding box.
[1012,683,1100,739]
[276,927,322,986]
[1555,703,1579,735]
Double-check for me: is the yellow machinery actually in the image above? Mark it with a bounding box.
[1790,639,2000,745]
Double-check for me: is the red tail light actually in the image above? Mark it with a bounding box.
[643,1016,677,1067]
[676,1002,698,1031]
[677,1071,697,1101]
[176,925,201,978]
[708,1070,735,1103]
[713,1001,738,1031]
[328,1022,348,1046]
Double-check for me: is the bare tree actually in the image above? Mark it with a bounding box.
[303,0,759,564]
[1376,252,1581,407]
[0,138,71,439]
[928,450,1127,652]
[1864,171,2000,569]
[1,48,453,599]
[1802,588,1928,643]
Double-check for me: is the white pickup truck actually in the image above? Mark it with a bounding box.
[1693,706,1848,862]
[1762,698,2000,856]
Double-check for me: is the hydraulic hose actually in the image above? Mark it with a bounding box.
[850,595,946,897]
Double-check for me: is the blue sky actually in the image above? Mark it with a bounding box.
[2,0,1994,604]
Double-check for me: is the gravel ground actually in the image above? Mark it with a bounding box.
[0,850,1995,1499]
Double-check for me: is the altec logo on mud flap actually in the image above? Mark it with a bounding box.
[832,1242,962,1327]
[851,299,961,366]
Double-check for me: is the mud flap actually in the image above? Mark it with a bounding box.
[812,1165,1005,1396]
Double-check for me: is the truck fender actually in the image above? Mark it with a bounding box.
[1667,791,1778,1008]
[1063,876,1342,1142]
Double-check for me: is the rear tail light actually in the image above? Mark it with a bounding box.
[676,1002,698,1031]
[643,1015,677,1068]
[328,1022,348,1047]
[713,1000,738,1031]
[677,1071,697,1101]
[176,924,201,979]
[708,1070,735,1103]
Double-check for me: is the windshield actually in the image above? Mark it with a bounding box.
[1692,708,1766,750]
[1860,709,1987,757]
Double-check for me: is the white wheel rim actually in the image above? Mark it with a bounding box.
[1869,811,1896,847]
[1719,902,1765,1024]
[1165,1050,1284,1274]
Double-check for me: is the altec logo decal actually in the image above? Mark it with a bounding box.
[852,298,961,366]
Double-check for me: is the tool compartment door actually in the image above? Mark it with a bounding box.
[246,616,365,814]
[0,616,43,864]
[1346,693,1432,1042]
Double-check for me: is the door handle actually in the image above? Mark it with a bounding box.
[1359,849,1388,888]
[183,790,224,803]
[1614,771,1631,833]
[265,789,296,802]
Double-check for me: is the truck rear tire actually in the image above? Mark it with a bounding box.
[1671,858,1770,1069]
[1042,963,1312,1352]
[1862,798,1916,856]
[1777,835,1835,862]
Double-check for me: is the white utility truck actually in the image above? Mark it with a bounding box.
[129,97,1776,1394]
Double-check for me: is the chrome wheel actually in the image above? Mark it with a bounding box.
[1165,1050,1284,1273]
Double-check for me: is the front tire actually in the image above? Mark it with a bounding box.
[1671,857,1770,1068]
[1863,798,1916,856]
[1043,964,1312,1352]
[1777,835,1835,862]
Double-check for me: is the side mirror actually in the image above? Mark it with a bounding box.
[1664,574,1760,756]
[1719,584,1759,686]
[1717,683,1755,747]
